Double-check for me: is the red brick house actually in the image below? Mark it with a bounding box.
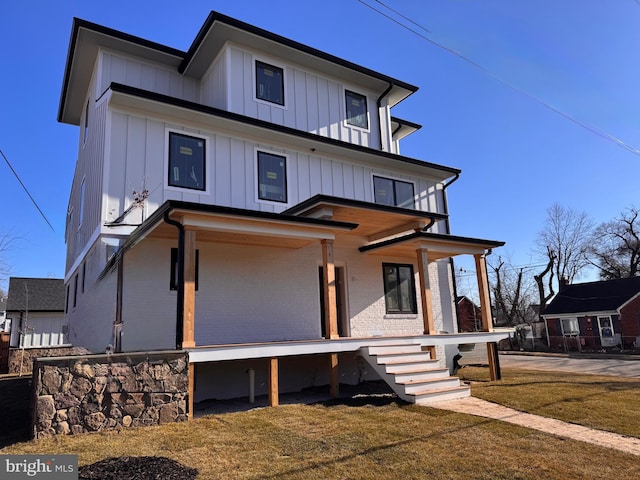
[542,277,640,351]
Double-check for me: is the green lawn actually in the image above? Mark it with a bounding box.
[2,368,639,479]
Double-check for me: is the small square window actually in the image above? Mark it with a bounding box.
[382,263,417,314]
[170,248,199,291]
[345,90,368,129]
[168,132,206,191]
[256,61,284,106]
[373,176,415,209]
[257,151,287,203]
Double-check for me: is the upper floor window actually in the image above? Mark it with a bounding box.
[256,60,284,106]
[168,132,206,191]
[345,90,368,129]
[373,176,415,209]
[382,263,417,314]
[257,151,287,203]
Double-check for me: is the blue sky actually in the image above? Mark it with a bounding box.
[1,0,639,293]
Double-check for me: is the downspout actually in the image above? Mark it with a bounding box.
[440,173,463,329]
[163,211,185,349]
[377,83,394,152]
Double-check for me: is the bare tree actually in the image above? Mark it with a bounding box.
[534,245,556,316]
[0,230,16,285]
[537,203,594,286]
[589,205,640,279]
[488,255,536,326]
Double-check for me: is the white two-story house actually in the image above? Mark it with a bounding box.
[58,11,505,410]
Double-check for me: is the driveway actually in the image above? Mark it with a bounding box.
[498,353,640,378]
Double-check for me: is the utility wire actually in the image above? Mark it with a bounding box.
[0,148,55,232]
[358,0,640,158]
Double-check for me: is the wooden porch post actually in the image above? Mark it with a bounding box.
[416,248,436,335]
[329,353,339,398]
[475,252,500,381]
[321,239,339,339]
[268,357,279,406]
[182,228,196,349]
[187,363,195,421]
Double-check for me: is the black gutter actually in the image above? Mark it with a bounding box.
[441,173,462,326]
[109,83,461,176]
[179,11,419,94]
[163,211,185,350]
[377,83,394,151]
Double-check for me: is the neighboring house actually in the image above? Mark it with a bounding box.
[5,277,68,348]
[58,11,506,407]
[542,277,640,351]
[456,296,482,332]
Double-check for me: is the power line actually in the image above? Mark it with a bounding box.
[0,148,55,232]
[358,0,640,158]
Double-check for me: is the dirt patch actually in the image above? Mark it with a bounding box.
[78,456,198,480]
[0,375,32,447]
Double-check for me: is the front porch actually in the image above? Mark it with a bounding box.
[186,331,508,418]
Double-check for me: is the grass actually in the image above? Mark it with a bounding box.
[1,369,639,479]
[457,367,640,438]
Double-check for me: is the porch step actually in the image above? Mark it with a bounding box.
[360,341,470,404]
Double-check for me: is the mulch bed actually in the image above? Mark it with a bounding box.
[79,456,198,480]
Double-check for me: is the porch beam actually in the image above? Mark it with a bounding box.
[268,357,279,406]
[322,239,339,339]
[182,228,196,348]
[329,353,339,398]
[416,248,436,335]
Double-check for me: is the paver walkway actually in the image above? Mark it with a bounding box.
[430,396,640,456]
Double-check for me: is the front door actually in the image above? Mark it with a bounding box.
[318,267,348,337]
[597,316,616,347]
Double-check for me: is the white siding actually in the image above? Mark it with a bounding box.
[11,312,68,348]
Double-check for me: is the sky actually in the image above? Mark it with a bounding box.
[1,0,639,294]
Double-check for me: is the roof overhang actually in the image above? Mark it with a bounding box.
[58,18,185,125]
[359,231,505,260]
[106,83,461,181]
[391,116,422,142]
[180,11,418,106]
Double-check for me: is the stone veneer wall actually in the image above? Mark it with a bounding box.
[9,346,91,375]
[31,351,189,439]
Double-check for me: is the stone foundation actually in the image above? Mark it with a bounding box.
[9,346,91,375]
[31,351,189,439]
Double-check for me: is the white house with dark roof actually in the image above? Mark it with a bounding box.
[58,11,505,409]
[5,277,67,348]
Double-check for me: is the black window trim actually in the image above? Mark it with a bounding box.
[255,59,286,107]
[382,262,418,314]
[167,130,208,193]
[256,149,288,204]
[373,175,416,209]
[170,248,199,291]
[344,89,369,130]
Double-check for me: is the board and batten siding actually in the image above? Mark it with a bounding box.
[9,312,68,348]
[104,111,442,222]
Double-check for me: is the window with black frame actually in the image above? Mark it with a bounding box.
[168,132,206,191]
[256,60,284,106]
[257,151,287,203]
[345,90,368,129]
[382,263,417,314]
[373,176,415,209]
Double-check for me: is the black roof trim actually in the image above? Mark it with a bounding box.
[101,200,358,278]
[390,116,422,131]
[109,83,461,175]
[179,11,418,93]
[58,17,186,123]
[283,194,447,221]
[359,231,505,253]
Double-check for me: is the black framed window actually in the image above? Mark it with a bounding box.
[373,176,415,209]
[170,248,199,291]
[257,151,287,203]
[345,90,368,129]
[256,61,284,106]
[382,263,417,314]
[168,132,206,191]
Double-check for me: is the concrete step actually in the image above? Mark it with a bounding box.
[375,352,433,365]
[366,344,423,356]
[384,359,440,374]
[413,385,471,404]
[393,368,450,383]
[399,376,462,394]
